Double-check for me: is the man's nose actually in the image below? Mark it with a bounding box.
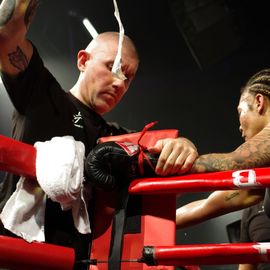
[113,77,126,92]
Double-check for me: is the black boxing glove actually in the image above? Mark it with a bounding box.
[84,141,159,190]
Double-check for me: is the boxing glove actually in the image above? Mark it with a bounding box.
[84,141,159,190]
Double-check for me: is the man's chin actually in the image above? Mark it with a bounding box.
[96,102,115,115]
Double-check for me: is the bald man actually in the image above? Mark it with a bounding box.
[0,1,198,268]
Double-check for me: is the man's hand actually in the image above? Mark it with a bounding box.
[148,137,198,176]
[0,0,39,75]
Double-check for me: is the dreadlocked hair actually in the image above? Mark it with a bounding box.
[241,69,270,98]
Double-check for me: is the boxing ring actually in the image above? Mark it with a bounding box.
[1,134,270,270]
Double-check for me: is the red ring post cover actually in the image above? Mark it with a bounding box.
[0,235,75,270]
[89,190,176,270]
[0,135,36,179]
[146,243,270,266]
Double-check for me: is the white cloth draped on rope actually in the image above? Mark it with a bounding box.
[0,136,91,242]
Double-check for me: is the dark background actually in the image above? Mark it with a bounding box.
[1,0,270,269]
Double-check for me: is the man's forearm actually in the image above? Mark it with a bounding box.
[190,152,236,173]
[238,264,256,270]
[191,126,270,173]
[176,189,264,229]
[176,192,237,229]
[176,199,208,229]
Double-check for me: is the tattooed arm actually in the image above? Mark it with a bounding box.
[176,124,270,229]
[176,189,264,229]
[0,0,39,75]
[190,124,270,173]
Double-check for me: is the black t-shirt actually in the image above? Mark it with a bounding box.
[240,201,270,270]
[0,46,129,269]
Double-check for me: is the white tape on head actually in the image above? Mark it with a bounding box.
[111,0,127,81]
[239,100,250,114]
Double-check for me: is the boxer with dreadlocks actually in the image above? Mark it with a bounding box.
[176,68,270,270]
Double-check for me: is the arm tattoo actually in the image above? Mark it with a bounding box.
[24,0,39,27]
[0,0,16,26]
[192,155,233,172]
[8,46,28,71]
[224,191,240,202]
[191,129,270,173]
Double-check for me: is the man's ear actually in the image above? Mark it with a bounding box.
[77,50,90,71]
[256,93,266,114]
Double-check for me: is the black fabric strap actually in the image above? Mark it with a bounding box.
[108,186,129,270]
[264,188,270,217]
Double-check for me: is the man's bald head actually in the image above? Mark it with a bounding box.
[85,31,139,61]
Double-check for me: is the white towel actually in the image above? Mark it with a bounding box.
[0,136,91,242]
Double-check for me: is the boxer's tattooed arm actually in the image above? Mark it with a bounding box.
[8,46,28,71]
[24,0,39,27]
[191,127,270,173]
[0,0,16,26]
[190,151,256,172]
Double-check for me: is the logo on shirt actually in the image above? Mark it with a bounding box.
[72,112,84,129]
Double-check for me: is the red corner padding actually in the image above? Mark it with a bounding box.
[0,235,75,270]
[0,135,36,178]
[90,125,178,270]
[129,167,270,194]
[90,191,176,270]
[141,243,270,266]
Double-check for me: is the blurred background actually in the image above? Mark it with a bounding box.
[1,0,270,269]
